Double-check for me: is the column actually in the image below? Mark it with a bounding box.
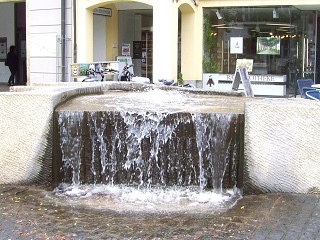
[153,0,178,83]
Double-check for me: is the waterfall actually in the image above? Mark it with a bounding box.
[58,111,83,185]
[192,113,240,193]
[57,110,241,192]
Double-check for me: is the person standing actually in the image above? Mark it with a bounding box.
[5,45,18,86]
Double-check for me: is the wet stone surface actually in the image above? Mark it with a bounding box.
[57,89,255,114]
[1,185,320,239]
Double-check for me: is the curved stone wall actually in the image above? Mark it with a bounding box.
[0,83,104,185]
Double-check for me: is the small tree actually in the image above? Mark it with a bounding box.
[178,72,183,85]
[203,13,219,73]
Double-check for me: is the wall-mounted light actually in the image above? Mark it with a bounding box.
[216,26,243,29]
[273,8,279,19]
[211,24,226,27]
[216,9,223,20]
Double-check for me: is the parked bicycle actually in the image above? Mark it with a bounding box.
[158,79,194,88]
[120,63,135,81]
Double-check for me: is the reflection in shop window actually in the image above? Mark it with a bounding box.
[202,6,316,87]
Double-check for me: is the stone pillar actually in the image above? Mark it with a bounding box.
[153,0,178,83]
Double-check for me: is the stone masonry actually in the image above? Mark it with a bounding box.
[0,83,104,185]
[244,98,320,194]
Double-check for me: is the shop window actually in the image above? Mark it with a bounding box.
[203,6,317,87]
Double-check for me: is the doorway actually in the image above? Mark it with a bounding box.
[15,2,26,84]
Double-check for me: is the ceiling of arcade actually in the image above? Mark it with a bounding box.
[95,1,153,16]
[97,1,195,16]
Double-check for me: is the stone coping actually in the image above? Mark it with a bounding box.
[10,82,244,97]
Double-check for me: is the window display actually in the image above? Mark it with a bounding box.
[256,37,280,55]
[203,7,317,96]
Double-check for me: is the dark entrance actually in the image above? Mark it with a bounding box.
[15,2,26,84]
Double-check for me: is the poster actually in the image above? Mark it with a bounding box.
[203,73,219,90]
[230,37,243,54]
[236,59,253,73]
[256,37,280,55]
[133,41,142,59]
[122,43,130,56]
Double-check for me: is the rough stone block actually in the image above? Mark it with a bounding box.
[0,84,103,185]
[244,98,320,194]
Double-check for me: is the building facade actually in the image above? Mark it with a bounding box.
[1,0,320,96]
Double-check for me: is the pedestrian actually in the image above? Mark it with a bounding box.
[5,45,18,86]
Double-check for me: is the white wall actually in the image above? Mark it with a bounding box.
[28,0,72,83]
[93,14,107,62]
[0,3,15,83]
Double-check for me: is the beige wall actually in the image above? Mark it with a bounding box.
[105,4,118,61]
[178,2,201,81]
[77,1,94,61]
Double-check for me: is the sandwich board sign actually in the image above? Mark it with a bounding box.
[231,67,254,97]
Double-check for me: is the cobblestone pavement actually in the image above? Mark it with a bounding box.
[0,83,11,92]
[0,185,320,239]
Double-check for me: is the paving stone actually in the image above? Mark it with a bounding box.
[0,185,320,239]
[282,231,301,240]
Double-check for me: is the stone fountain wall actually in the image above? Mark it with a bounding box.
[0,83,104,185]
[244,98,320,194]
[1,82,320,195]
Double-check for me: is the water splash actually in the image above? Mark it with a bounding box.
[53,184,241,213]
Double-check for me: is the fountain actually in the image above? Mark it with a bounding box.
[52,87,247,211]
[2,82,319,201]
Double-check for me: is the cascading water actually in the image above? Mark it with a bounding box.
[53,88,244,211]
[58,111,83,185]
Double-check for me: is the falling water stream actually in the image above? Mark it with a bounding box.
[53,89,247,213]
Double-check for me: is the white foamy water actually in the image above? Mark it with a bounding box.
[124,88,188,105]
[53,184,242,213]
[58,88,251,114]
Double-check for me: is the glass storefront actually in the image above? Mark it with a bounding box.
[203,7,318,96]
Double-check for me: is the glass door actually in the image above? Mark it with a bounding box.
[289,10,317,94]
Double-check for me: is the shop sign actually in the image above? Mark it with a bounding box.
[93,7,112,17]
[219,74,286,83]
[203,73,287,96]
